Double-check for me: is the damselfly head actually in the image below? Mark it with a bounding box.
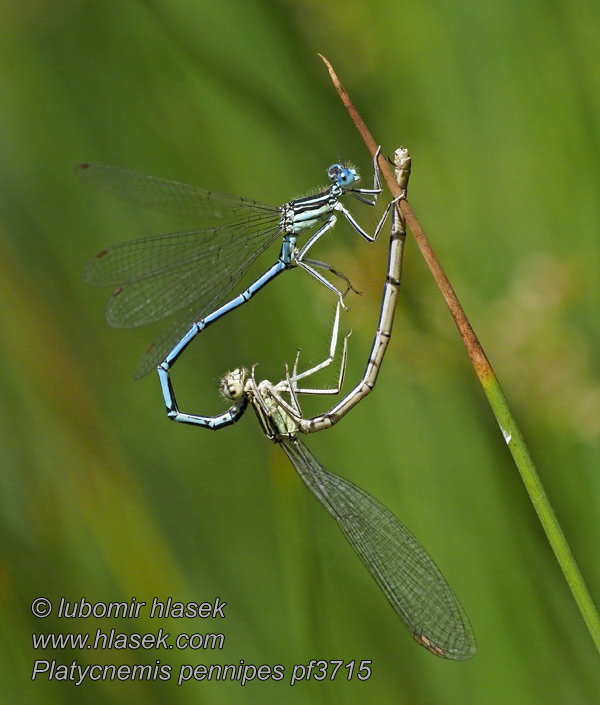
[219,367,247,401]
[327,163,359,189]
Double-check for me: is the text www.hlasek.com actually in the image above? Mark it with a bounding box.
[32,628,224,651]
[31,596,373,686]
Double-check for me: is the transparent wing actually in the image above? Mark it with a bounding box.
[280,439,477,660]
[77,163,280,217]
[81,163,286,379]
[131,225,281,379]
[85,218,282,328]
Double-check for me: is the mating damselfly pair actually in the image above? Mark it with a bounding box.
[81,148,476,659]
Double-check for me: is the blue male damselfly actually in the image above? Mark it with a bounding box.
[81,151,394,381]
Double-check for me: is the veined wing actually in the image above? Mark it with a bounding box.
[77,163,280,218]
[84,213,283,327]
[131,221,282,378]
[280,438,477,661]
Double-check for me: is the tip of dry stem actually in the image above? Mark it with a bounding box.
[317,53,335,77]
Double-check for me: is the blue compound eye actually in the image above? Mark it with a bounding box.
[327,164,344,181]
[337,168,356,187]
[328,164,357,188]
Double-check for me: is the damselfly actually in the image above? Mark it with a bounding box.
[81,150,395,387]
[161,147,411,431]
[183,317,476,660]
[155,149,476,657]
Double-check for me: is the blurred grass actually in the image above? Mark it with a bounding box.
[1,0,599,703]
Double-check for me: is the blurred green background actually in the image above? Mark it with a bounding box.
[1,0,599,702]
